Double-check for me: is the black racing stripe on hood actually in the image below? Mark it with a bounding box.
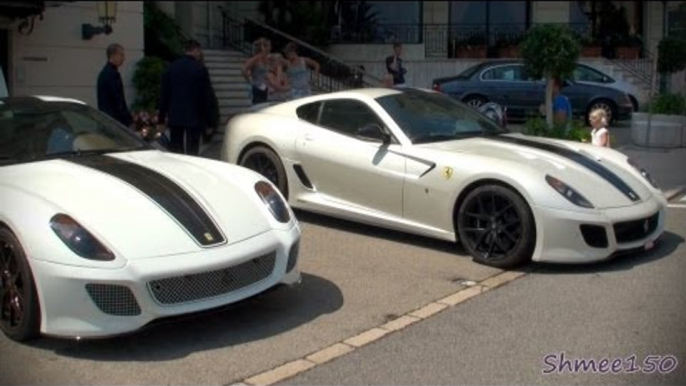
[67,155,226,247]
[487,135,641,202]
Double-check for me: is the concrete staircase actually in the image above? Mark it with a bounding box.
[204,49,252,136]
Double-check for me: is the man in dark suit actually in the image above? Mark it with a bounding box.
[97,43,132,126]
[158,40,213,156]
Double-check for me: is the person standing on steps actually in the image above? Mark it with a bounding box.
[283,42,320,99]
[242,37,271,104]
[158,40,213,156]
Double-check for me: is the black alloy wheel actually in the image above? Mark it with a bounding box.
[457,185,536,268]
[0,228,40,341]
[240,146,289,199]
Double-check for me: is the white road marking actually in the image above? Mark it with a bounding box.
[238,270,528,386]
[667,204,686,209]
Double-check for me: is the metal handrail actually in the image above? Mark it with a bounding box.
[218,6,383,92]
[609,49,656,89]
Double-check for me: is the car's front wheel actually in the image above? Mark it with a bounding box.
[240,146,289,199]
[457,185,536,268]
[587,99,617,125]
[0,227,40,342]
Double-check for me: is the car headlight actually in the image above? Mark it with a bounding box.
[50,214,115,261]
[627,158,658,188]
[254,181,291,223]
[546,175,594,208]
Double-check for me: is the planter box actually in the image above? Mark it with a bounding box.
[498,46,520,58]
[616,47,640,60]
[581,46,602,58]
[631,112,686,148]
[455,46,487,59]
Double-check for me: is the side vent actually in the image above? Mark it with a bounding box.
[293,164,314,189]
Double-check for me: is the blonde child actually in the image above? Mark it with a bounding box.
[589,108,610,147]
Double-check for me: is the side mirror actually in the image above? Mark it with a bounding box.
[562,79,574,88]
[356,123,390,143]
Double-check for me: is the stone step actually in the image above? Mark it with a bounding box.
[220,106,251,116]
[210,75,247,84]
[204,49,247,57]
[215,90,250,99]
[203,56,246,64]
[212,82,251,91]
[218,99,251,108]
[208,68,243,76]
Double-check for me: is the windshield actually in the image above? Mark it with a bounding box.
[376,90,508,144]
[0,100,150,165]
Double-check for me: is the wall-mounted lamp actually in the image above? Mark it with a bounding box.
[82,1,118,40]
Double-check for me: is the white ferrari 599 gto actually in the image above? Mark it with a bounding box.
[0,96,301,341]
[222,88,666,268]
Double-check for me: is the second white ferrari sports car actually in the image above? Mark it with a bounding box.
[0,96,300,341]
[222,88,666,268]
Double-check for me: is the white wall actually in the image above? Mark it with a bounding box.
[10,1,144,107]
[532,1,571,23]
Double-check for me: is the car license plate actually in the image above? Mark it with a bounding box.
[644,240,655,250]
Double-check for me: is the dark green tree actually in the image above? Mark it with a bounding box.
[520,24,580,128]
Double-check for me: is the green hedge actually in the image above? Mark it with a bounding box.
[132,56,168,113]
[523,117,591,143]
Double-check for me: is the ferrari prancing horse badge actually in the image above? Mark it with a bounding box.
[443,167,453,180]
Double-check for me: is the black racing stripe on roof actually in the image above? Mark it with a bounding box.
[66,155,226,247]
[487,135,641,202]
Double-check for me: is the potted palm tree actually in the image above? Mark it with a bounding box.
[451,34,487,59]
[615,34,642,60]
[579,35,602,58]
[496,34,523,58]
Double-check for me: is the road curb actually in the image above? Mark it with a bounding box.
[233,269,529,386]
[664,186,686,202]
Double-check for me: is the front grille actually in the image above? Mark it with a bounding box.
[148,252,276,305]
[580,225,608,248]
[86,284,141,316]
[614,212,659,244]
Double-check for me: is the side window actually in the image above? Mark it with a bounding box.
[296,102,321,124]
[481,66,523,81]
[319,99,385,137]
[573,66,606,83]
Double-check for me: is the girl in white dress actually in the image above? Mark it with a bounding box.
[589,108,610,147]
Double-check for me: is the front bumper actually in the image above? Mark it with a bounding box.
[532,193,666,263]
[617,103,634,120]
[32,226,301,338]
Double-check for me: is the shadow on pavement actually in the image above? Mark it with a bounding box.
[294,209,465,255]
[531,231,684,274]
[27,273,343,361]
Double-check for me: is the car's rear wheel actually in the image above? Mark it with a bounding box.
[463,95,488,109]
[0,228,40,342]
[240,146,289,199]
[587,99,617,125]
[457,185,536,268]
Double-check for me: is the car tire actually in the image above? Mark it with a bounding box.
[457,184,536,268]
[0,227,41,342]
[586,99,617,125]
[463,95,488,109]
[240,146,289,199]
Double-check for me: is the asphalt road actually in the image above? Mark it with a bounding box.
[283,207,686,386]
[0,210,501,385]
